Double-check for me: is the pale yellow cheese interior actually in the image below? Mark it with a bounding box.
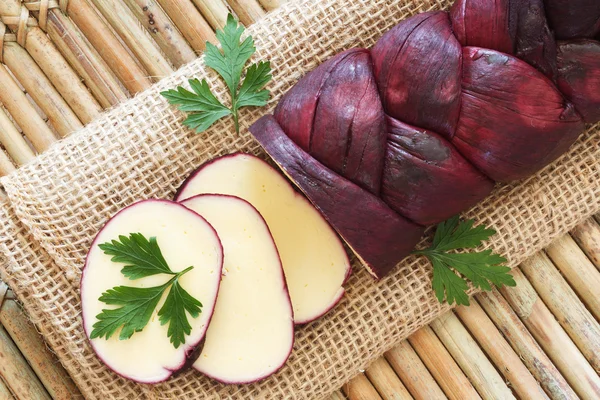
[184,195,294,383]
[81,200,222,383]
[177,154,350,323]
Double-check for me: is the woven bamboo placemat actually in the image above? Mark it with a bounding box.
[0,1,599,399]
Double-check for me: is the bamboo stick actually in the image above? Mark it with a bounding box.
[0,149,15,176]
[156,0,216,51]
[25,29,101,123]
[0,1,102,123]
[226,0,265,26]
[122,0,195,68]
[62,0,151,94]
[477,290,577,399]
[342,373,383,400]
[430,313,515,400]
[23,1,128,106]
[546,234,600,320]
[364,357,413,400]
[408,328,480,399]
[191,0,229,29]
[0,285,16,399]
[571,218,600,271]
[0,106,34,165]
[0,300,81,399]
[89,0,174,79]
[500,269,600,399]
[328,390,347,400]
[0,378,13,400]
[257,0,280,11]
[0,325,51,400]
[0,64,56,152]
[24,3,128,108]
[520,252,600,371]
[384,340,445,400]
[3,41,82,137]
[455,300,548,400]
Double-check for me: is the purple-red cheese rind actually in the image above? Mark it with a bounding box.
[557,39,600,123]
[381,117,495,226]
[371,11,462,139]
[450,0,513,54]
[453,47,584,182]
[274,49,386,195]
[544,0,600,40]
[450,0,557,79]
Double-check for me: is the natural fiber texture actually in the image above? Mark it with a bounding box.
[0,0,599,398]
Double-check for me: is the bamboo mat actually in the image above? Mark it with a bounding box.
[0,1,599,399]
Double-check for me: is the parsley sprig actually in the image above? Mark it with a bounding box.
[161,14,272,134]
[90,234,202,349]
[414,216,516,306]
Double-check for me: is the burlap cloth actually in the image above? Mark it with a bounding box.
[0,0,599,398]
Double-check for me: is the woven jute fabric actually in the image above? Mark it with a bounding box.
[0,0,599,398]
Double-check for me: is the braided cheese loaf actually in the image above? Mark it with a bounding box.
[250,0,600,278]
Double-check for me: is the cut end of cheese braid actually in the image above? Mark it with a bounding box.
[250,115,425,280]
[250,0,600,278]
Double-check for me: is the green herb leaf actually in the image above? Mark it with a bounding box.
[92,235,202,348]
[160,79,230,113]
[236,61,271,108]
[205,14,255,95]
[98,233,174,280]
[416,217,516,306]
[158,273,203,348]
[160,79,232,133]
[161,14,272,134]
[90,283,168,341]
[432,216,497,251]
[430,257,470,306]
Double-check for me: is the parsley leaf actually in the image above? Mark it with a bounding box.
[430,257,470,306]
[236,61,271,108]
[158,274,203,348]
[415,216,516,306]
[91,235,202,348]
[432,216,496,251]
[161,14,272,134]
[90,283,168,341]
[205,14,255,95]
[98,233,174,280]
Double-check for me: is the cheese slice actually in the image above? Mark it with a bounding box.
[176,153,351,323]
[81,199,223,383]
[182,194,294,384]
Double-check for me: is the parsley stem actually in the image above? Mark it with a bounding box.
[162,265,195,286]
[232,109,240,134]
[175,265,194,279]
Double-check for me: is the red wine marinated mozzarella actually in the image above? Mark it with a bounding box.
[181,194,294,384]
[81,200,223,384]
[176,154,351,324]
